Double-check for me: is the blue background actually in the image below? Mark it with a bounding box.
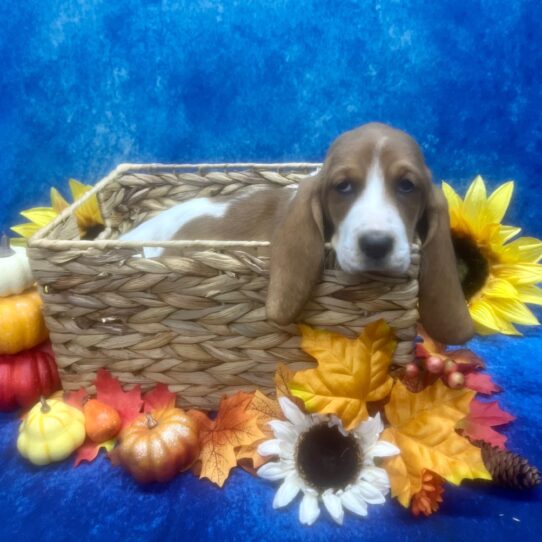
[1,1,541,540]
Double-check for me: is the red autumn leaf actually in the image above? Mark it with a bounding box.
[458,399,516,450]
[94,369,143,429]
[448,349,485,372]
[74,438,116,467]
[64,387,88,410]
[415,342,430,358]
[464,372,501,395]
[143,384,176,413]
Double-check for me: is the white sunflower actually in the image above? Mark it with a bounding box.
[257,397,399,526]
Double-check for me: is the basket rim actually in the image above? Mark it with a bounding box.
[28,162,322,249]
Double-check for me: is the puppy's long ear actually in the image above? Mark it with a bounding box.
[266,177,325,325]
[418,184,474,344]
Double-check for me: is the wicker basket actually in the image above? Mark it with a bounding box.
[27,163,419,409]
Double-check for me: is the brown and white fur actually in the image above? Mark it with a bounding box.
[121,123,474,344]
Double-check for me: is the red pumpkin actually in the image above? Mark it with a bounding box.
[0,343,61,411]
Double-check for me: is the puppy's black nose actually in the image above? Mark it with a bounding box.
[359,232,394,259]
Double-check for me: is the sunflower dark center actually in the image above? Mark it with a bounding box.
[295,423,362,492]
[81,224,105,240]
[452,234,490,301]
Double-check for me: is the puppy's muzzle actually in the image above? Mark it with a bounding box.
[358,231,394,260]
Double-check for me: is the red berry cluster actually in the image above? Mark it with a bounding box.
[404,355,465,390]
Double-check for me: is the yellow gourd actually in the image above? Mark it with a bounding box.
[17,397,86,465]
[0,234,34,297]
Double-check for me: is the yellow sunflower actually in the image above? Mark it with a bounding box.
[11,179,104,245]
[443,175,542,335]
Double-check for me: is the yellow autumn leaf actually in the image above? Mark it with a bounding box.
[288,320,396,430]
[381,380,491,507]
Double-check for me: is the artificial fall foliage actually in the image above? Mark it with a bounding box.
[410,470,444,517]
[478,442,541,489]
[457,399,515,450]
[288,320,396,430]
[380,379,492,507]
[236,391,284,471]
[65,370,153,466]
[412,327,500,395]
[143,384,177,412]
[189,392,267,487]
[463,372,501,395]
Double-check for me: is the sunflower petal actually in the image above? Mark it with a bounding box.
[360,466,390,491]
[441,182,463,210]
[299,493,320,526]
[469,299,507,333]
[482,278,518,299]
[273,472,301,509]
[257,461,290,481]
[50,187,69,214]
[491,299,540,326]
[502,237,542,263]
[268,420,299,444]
[487,181,514,223]
[493,263,542,285]
[278,397,310,428]
[341,488,368,516]
[463,176,488,233]
[322,490,344,525]
[68,178,91,201]
[19,208,58,227]
[517,285,542,306]
[496,225,522,244]
[258,439,282,457]
[10,223,41,239]
[367,441,400,459]
[8,237,27,247]
[69,179,104,230]
[357,481,386,504]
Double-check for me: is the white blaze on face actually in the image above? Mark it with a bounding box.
[332,142,411,274]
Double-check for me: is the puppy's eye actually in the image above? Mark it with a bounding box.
[335,180,354,194]
[397,178,415,194]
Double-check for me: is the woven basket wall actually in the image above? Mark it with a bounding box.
[27,163,419,409]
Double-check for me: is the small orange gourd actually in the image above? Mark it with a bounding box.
[83,399,122,443]
[0,288,49,355]
[113,407,199,484]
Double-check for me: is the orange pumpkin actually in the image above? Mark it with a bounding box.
[113,408,199,483]
[0,289,49,355]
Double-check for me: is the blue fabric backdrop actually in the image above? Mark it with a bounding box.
[1,1,541,540]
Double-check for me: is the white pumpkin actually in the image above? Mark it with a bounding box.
[0,235,34,297]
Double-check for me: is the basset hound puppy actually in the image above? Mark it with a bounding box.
[122,123,474,344]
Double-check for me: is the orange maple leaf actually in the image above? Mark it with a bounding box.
[189,392,266,487]
[235,391,283,471]
[288,320,396,430]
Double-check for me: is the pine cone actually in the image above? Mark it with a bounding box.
[479,442,541,490]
